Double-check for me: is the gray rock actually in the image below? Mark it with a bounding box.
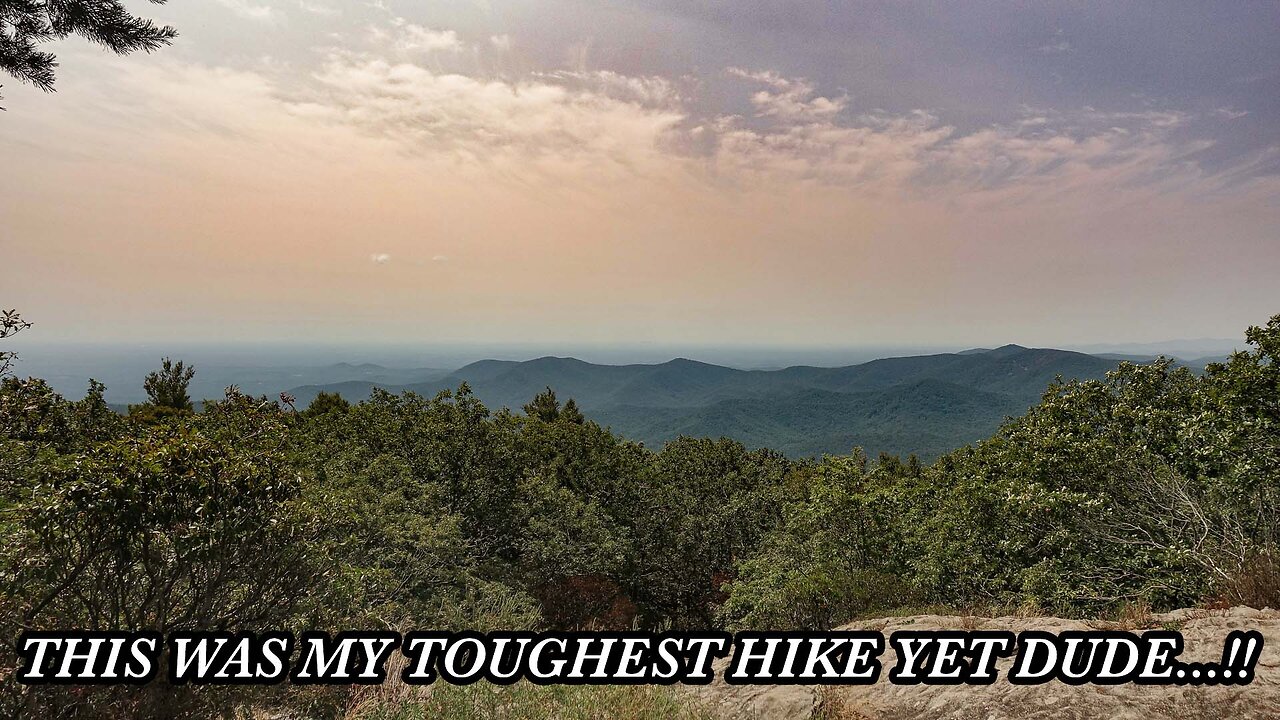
[692,608,1280,719]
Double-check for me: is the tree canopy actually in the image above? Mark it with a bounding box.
[1,313,1278,716]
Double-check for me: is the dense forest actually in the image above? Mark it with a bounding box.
[286,345,1126,460]
[1,314,1277,718]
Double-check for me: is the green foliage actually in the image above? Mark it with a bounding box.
[0,376,74,447]
[561,397,586,425]
[349,681,717,720]
[124,400,192,427]
[0,309,31,376]
[0,389,322,717]
[723,314,1280,628]
[523,386,563,422]
[299,446,510,630]
[1,313,1278,716]
[7,401,313,631]
[302,390,352,420]
[629,437,789,627]
[0,0,176,102]
[301,345,1121,459]
[719,452,913,630]
[142,356,196,411]
[127,358,197,426]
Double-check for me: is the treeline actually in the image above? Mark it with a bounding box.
[1,315,1277,717]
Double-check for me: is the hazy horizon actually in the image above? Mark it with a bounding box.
[7,333,1248,406]
[6,333,1249,365]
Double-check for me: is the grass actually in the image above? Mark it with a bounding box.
[341,650,720,720]
[345,681,719,720]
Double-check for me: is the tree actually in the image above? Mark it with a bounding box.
[523,386,561,422]
[634,437,790,627]
[0,0,176,104]
[0,309,31,376]
[718,458,909,631]
[300,390,351,420]
[561,398,586,425]
[73,379,121,442]
[142,357,194,411]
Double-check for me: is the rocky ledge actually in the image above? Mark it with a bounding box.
[692,607,1280,719]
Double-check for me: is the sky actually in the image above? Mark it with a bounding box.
[2,0,1278,350]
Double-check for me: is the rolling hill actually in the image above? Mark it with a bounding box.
[288,345,1124,460]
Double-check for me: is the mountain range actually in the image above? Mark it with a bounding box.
[288,344,1146,460]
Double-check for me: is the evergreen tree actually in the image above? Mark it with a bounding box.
[0,0,176,103]
[142,357,195,411]
[561,398,586,425]
[523,386,561,422]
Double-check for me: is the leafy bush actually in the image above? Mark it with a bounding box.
[0,390,323,717]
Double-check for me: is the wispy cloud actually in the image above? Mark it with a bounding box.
[371,18,463,53]
[80,41,1278,211]
[5,1,1276,346]
[297,0,338,17]
[711,70,1224,202]
[105,47,1268,208]
[1039,40,1073,54]
[292,56,684,180]
[728,67,846,122]
[7,47,1279,349]
[1038,29,1073,55]
[215,0,277,22]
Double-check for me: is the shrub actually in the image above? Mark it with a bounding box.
[0,391,324,718]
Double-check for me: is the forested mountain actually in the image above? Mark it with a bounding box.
[288,345,1120,459]
[4,315,1278,719]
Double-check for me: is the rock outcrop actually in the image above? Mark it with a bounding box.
[693,607,1280,719]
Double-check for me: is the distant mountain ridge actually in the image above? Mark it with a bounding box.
[288,345,1129,460]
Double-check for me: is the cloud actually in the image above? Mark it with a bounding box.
[705,72,1232,203]
[339,55,1249,203]
[215,0,276,22]
[1038,29,1073,55]
[726,67,791,89]
[215,49,1266,204]
[71,51,1276,210]
[297,0,338,16]
[728,68,846,122]
[432,254,449,262]
[548,70,680,106]
[8,47,1279,349]
[1214,106,1249,120]
[1038,40,1073,54]
[294,56,685,179]
[490,34,511,51]
[711,108,952,189]
[373,18,463,53]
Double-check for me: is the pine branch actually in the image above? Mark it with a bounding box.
[0,0,176,103]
